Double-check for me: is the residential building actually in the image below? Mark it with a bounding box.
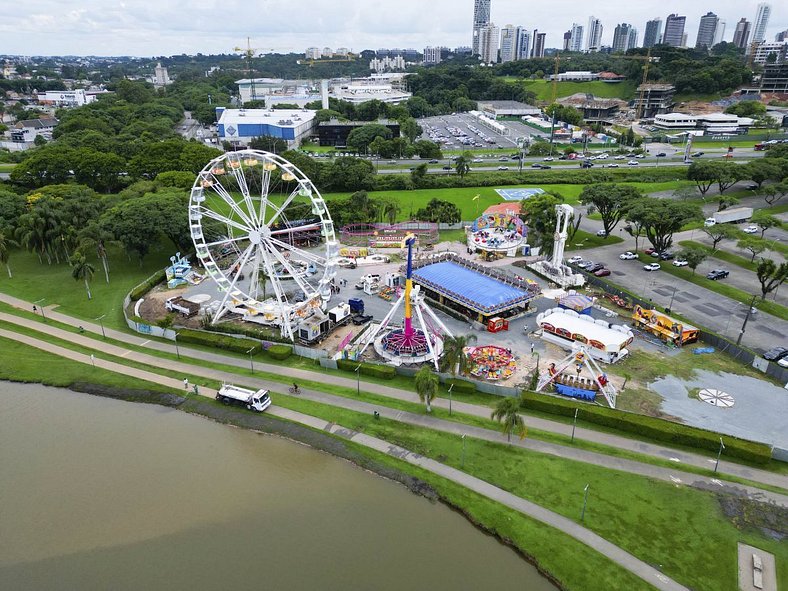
[336,48,350,57]
[563,31,572,52]
[369,55,406,72]
[515,28,532,60]
[733,19,752,49]
[455,46,473,55]
[751,41,788,65]
[36,89,95,107]
[322,47,333,58]
[478,23,500,63]
[643,18,663,48]
[663,14,686,47]
[612,24,635,52]
[317,119,400,147]
[586,17,603,52]
[500,25,518,62]
[633,84,676,118]
[216,108,316,148]
[776,30,788,42]
[570,23,584,52]
[424,46,441,64]
[753,3,771,44]
[9,117,58,143]
[714,20,726,46]
[761,62,788,93]
[305,47,321,60]
[695,12,719,49]
[472,0,492,56]
[153,63,171,87]
[531,32,546,58]
[628,28,639,50]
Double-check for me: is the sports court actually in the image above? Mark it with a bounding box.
[495,188,545,201]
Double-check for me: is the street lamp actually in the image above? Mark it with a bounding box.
[355,363,362,395]
[448,383,454,416]
[461,433,467,468]
[248,347,255,373]
[95,314,106,339]
[571,408,579,443]
[667,286,679,313]
[33,298,47,320]
[736,295,758,346]
[580,484,590,521]
[714,437,725,473]
[174,332,180,360]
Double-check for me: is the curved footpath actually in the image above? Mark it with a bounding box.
[0,326,689,591]
[0,294,784,491]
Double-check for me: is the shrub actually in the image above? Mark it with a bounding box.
[203,322,290,343]
[176,329,262,355]
[444,378,477,393]
[267,344,293,360]
[519,391,771,464]
[336,359,396,380]
[129,270,167,301]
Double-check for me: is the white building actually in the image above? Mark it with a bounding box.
[753,3,772,44]
[478,23,500,64]
[335,47,350,57]
[216,108,316,147]
[322,47,334,58]
[500,25,517,62]
[424,46,442,64]
[653,112,754,135]
[550,71,599,82]
[369,55,405,72]
[472,0,492,56]
[305,47,321,60]
[10,117,58,143]
[570,24,584,52]
[36,89,95,107]
[330,79,412,104]
[153,63,171,87]
[586,16,603,52]
[751,41,788,65]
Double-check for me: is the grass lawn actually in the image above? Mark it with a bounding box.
[437,228,467,243]
[566,229,624,251]
[505,79,637,101]
[0,163,16,173]
[678,240,759,272]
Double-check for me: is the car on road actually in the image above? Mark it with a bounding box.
[472,158,483,163]
[614,155,626,160]
[543,157,554,161]
[577,260,594,269]
[531,162,543,168]
[746,184,759,191]
[626,153,636,157]
[442,165,452,170]
[586,263,605,273]
[596,229,608,237]
[499,156,509,161]
[594,268,611,277]
[763,346,788,361]
[567,256,584,264]
[706,269,730,280]
[619,251,638,260]
[539,164,552,169]
[627,160,639,166]
[497,165,509,170]
[691,151,705,158]
[580,161,594,168]
[673,259,688,267]
[607,163,620,168]
[428,159,439,164]
[743,225,759,234]
[656,152,667,157]
[643,262,661,271]
[635,154,645,159]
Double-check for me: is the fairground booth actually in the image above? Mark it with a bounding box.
[340,221,439,248]
[468,203,528,260]
[537,307,634,363]
[632,305,699,346]
[411,254,540,325]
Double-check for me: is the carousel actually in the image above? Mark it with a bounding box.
[465,345,517,381]
[468,211,527,259]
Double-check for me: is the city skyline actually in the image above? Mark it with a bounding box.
[0,0,786,57]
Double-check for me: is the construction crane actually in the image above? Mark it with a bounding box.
[620,49,660,120]
[550,53,570,103]
[297,53,357,67]
[233,38,286,104]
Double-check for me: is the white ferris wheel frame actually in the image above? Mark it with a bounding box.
[189,149,339,341]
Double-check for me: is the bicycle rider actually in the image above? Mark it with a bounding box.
[292,382,299,394]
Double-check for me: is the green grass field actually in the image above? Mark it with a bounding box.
[501,78,637,101]
[0,163,16,173]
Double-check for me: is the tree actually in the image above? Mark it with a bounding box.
[415,199,461,223]
[687,161,717,195]
[414,365,439,413]
[381,199,401,225]
[399,118,422,142]
[624,198,701,254]
[677,246,707,275]
[249,135,287,154]
[756,259,788,300]
[522,192,563,255]
[346,124,392,154]
[702,224,739,252]
[70,251,95,300]
[716,194,740,211]
[750,210,781,239]
[544,103,583,126]
[744,160,781,188]
[490,396,526,444]
[455,154,471,177]
[0,231,19,278]
[439,334,478,377]
[579,184,643,236]
[737,237,766,262]
[623,219,646,253]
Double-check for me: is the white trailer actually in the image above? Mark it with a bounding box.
[704,207,753,227]
[216,384,271,412]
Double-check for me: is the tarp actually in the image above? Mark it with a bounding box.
[558,294,593,313]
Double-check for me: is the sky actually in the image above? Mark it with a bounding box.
[1,0,787,57]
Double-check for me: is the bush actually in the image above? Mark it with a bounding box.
[267,344,293,360]
[336,359,397,380]
[519,391,772,464]
[203,322,291,344]
[176,329,262,355]
[444,378,477,393]
[129,270,167,301]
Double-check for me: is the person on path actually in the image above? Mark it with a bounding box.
[530,342,535,354]
[183,378,189,390]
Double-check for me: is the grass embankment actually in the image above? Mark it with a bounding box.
[678,240,760,272]
[0,163,16,173]
[566,229,624,251]
[503,79,637,101]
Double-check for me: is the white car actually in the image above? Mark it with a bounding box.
[673,259,689,267]
[543,156,554,161]
[567,256,584,264]
[472,158,483,163]
[597,153,609,159]
[643,262,661,271]
[607,163,620,168]
[614,155,626,160]
[743,225,759,234]
[619,252,638,260]
[497,165,509,170]
[628,160,639,166]
[635,154,645,158]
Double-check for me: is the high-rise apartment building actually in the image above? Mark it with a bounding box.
[643,18,663,48]
[663,14,686,47]
[500,25,517,62]
[733,19,752,49]
[516,28,532,60]
[472,0,492,56]
[714,21,726,46]
[753,3,771,44]
[776,30,788,42]
[612,24,634,52]
[478,23,500,63]
[695,12,719,49]
[562,31,572,51]
[570,23,584,52]
[423,46,442,64]
[586,17,603,52]
[628,28,639,50]
[531,31,546,58]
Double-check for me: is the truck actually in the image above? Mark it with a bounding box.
[165,296,200,318]
[704,207,753,227]
[216,384,272,412]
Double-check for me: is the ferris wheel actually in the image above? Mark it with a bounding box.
[189,149,339,341]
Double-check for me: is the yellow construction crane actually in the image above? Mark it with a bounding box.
[620,49,660,119]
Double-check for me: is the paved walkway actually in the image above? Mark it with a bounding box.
[1,293,784,492]
[0,326,689,591]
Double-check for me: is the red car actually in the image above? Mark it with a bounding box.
[644,247,657,256]
[594,268,611,277]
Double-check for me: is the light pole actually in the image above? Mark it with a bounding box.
[580,484,589,522]
[248,347,255,373]
[448,383,454,416]
[174,332,180,360]
[667,286,679,313]
[736,295,758,346]
[95,314,106,339]
[571,408,579,443]
[714,437,725,473]
[461,433,467,468]
[33,298,47,320]
[355,363,362,395]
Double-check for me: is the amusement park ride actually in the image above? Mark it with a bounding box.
[357,234,453,370]
[536,346,618,408]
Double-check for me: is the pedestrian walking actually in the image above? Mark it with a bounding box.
[530,342,535,354]
[183,377,189,390]
[193,384,199,395]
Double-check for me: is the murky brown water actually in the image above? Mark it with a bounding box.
[0,382,556,590]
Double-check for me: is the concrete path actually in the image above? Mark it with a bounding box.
[0,294,784,492]
[0,326,689,591]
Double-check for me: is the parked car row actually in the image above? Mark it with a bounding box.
[568,258,611,277]
[763,346,788,367]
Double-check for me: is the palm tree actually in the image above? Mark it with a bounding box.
[414,365,439,413]
[79,221,117,284]
[455,155,471,178]
[491,396,526,444]
[70,252,96,300]
[15,212,50,264]
[383,200,401,225]
[0,231,19,278]
[439,333,478,378]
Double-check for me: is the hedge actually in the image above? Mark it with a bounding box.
[267,345,293,360]
[204,322,290,344]
[129,270,167,301]
[175,329,263,355]
[519,391,772,464]
[336,359,397,380]
[444,378,477,393]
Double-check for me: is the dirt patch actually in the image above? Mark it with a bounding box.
[718,495,788,542]
[70,382,187,407]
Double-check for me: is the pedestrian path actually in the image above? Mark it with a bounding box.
[0,326,689,591]
[0,293,783,491]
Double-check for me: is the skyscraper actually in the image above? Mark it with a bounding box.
[531,31,546,58]
[733,18,751,48]
[663,14,686,47]
[478,23,500,63]
[516,27,532,60]
[714,20,726,46]
[500,25,517,62]
[643,18,663,48]
[586,16,603,52]
[612,24,634,52]
[753,3,771,44]
[628,28,639,50]
[472,0,492,56]
[776,29,788,42]
[695,12,719,49]
[562,30,572,51]
[570,23,584,52]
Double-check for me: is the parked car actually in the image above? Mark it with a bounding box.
[672,259,688,267]
[614,155,626,160]
[643,262,661,271]
[626,153,636,157]
[658,252,675,260]
[577,260,594,269]
[706,269,730,280]
[596,229,608,237]
[644,247,657,256]
[763,346,788,361]
[743,225,759,234]
[567,256,584,264]
[778,357,788,368]
[594,268,611,277]
[586,263,605,273]
[619,251,638,260]
[352,314,373,325]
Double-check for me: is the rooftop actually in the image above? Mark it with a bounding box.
[217,108,316,128]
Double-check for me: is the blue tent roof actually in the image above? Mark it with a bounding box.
[412,261,533,314]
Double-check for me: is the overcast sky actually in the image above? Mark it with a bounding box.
[2,0,786,57]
